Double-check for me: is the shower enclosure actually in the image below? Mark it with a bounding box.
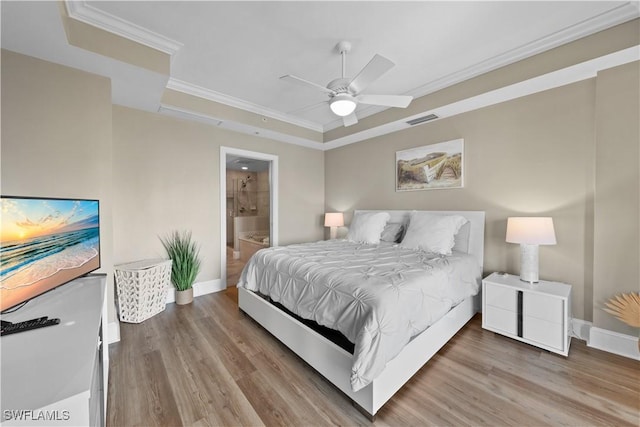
[226,169,270,256]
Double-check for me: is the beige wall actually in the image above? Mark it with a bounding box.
[0,50,324,325]
[0,50,116,320]
[326,79,597,320]
[112,106,325,283]
[326,60,640,329]
[324,19,640,143]
[593,62,640,335]
[3,44,637,338]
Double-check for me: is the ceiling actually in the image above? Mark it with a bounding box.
[2,1,639,136]
[226,155,269,173]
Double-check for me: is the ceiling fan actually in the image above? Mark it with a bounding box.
[280,41,413,127]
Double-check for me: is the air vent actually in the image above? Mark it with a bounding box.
[406,114,439,126]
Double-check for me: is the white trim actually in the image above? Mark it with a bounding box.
[64,1,183,55]
[160,46,639,151]
[167,78,323,133]
[570,318,592,342]
[322,2,640,132]
[568,318,639,361]
[165,279,224,304]
[589,326,640,361]
[410,2,639,102]
[63,0,637,140]
[323,46,640,150]
[220,147,279,289]
[158,104,224,127]
[158,104,324,150]
[107,320,120,345]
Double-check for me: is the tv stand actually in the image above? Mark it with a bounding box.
[0,274,108,426]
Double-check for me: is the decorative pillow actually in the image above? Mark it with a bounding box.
[380,223,404,243]
[399,212,468,255]
[347,212,391,244]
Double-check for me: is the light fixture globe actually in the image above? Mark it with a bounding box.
[329,94,357,117]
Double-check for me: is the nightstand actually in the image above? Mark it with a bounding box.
[482,272,572,356]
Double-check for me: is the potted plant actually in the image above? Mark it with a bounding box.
[160,230,201,305]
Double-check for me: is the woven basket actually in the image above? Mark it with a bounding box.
[115,259,172,323]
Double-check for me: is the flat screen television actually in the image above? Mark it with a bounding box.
[0,196,100,312]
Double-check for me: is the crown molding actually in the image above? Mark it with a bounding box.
[160,45,638,151]
[158,104,324,150]
[407,2,640,101]
[324,45,640,150]
[322,2,640,133]
[64,0,183,55]
[167,78,324,133]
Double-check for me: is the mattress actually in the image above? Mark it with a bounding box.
[237,239,480,391]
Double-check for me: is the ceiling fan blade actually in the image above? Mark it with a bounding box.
[356,94,413,108]
[280,75,335,94]
[343,113,358,127]
[348,54,395,94]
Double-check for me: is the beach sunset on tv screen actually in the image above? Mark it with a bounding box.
[0,197,100,311]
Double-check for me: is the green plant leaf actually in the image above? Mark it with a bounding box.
[159,230,201,291]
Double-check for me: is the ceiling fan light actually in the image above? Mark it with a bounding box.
[330,94,357,117]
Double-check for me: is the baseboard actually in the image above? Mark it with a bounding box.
[570,318,592,342]
[108,320,120,344]
[589,326,639,361]
[569,318,639,360]
[165,279,224,304]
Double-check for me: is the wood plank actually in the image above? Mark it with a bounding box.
[139,350,182,427]
[107,289,640,427]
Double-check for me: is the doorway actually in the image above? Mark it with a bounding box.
[220,147,278,290]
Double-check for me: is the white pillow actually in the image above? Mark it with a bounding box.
[400,212,468,255]
[347,212,391,244]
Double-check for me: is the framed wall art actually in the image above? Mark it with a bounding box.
[396,139,463,191]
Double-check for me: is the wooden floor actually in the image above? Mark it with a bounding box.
[226,246,245,287]
[107,289,640,426]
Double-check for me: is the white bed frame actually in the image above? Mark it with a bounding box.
[238,210,485,418]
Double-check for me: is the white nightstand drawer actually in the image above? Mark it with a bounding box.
[484,306,517,335]
[485,283,517,311]
[524,293,564,323]
[482,273,572,356]
[523,316,564,350]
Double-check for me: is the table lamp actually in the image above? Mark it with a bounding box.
[506,217,556,283]
[324,212,344,240]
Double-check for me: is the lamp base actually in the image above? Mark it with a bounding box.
[519,244,539,283]
[329,226,338,240]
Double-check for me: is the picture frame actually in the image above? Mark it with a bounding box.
[396,139,464,191]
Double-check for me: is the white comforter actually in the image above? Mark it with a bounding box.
[237,240,480,391]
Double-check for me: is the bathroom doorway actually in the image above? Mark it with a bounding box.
[220,147,278,290]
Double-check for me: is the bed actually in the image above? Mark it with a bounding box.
[237,209,485,418]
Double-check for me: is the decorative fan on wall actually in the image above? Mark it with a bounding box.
[280,41,413,127]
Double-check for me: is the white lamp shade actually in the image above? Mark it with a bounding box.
[329,94,357,117]
[506,217,556,245]
[324,212,344,227]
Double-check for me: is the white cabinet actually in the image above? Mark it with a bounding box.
[482,272,571,356]
[1,275,108,426]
